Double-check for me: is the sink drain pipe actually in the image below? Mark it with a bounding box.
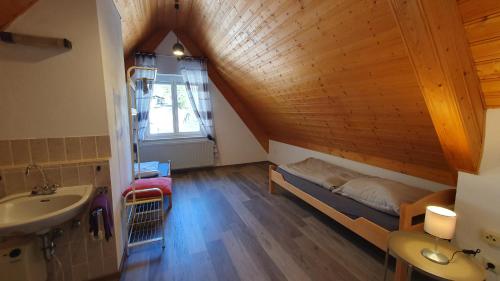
[39,228,63,261]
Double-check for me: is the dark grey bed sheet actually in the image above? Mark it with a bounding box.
[276,167,399,231]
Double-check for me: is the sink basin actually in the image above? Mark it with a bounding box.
[0,185,93,236]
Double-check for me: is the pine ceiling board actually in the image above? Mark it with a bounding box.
[475,60,500,80]
[459,0,500,107]
[114,0,158,56]
[232,1,395,70]
[0,0,38,29]
[458,0,500,23]
[154,0,193,32]
[115,0,193,57]
[463,13,500,44]
[184,0,455,183]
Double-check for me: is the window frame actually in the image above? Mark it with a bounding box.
[145,74,203,141]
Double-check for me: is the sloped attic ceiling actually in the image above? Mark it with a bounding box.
[0,0,38,29]
[3,0,494,185]
[187,1,452,178]
[117,0,492,185]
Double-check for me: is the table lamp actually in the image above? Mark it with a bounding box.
[421,205,457,265]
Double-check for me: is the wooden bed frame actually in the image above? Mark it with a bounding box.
[268,164,456,279]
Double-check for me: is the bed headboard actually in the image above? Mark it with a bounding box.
[399,188,456,231]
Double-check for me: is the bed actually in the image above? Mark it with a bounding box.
[268,163,456,251]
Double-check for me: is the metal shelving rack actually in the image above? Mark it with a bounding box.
[123,189,165,252]
[124,65,165,256]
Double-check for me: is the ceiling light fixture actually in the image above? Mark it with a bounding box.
[172,0,185,57]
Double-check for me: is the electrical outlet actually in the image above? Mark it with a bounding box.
[480,256,499,276]
[481,229,500,248]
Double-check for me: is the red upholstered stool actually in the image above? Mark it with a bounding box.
[122,177,173,210]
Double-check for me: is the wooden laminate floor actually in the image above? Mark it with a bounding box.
[120,162,432,281]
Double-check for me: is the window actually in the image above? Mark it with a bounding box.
[147,74,202,139]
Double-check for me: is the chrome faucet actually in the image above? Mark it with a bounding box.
[25,163,59,195]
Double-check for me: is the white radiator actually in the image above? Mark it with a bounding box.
[140,139,215,170]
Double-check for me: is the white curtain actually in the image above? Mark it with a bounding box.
[133,52,156,142]
[178,58,217,157]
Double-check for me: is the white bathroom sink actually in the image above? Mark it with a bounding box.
[0,185,93,236]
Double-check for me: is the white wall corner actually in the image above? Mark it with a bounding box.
[455,109,500,278]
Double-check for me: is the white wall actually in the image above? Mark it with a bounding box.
[455,109,500,280]
[96,0,132,268]
[0,0,108,139]
[268,140,450,191]
[144,32,267,167]
[0,0,130,272]
[210,82,268,165]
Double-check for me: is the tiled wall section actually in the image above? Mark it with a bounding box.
[0,136,117,281]
[0,136,110,197]
[45,161,117,281]
[0,136,111,168]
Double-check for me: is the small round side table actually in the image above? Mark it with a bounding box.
[383,231,485,281]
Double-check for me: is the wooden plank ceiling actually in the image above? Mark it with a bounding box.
[459,0,500,107]
[181,0,458,184]
[113,0,194,57]
[3,0,495,185]
[0,0,38,30]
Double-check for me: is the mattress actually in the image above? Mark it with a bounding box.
[135,161,160,178]
[135,162,171,178]
[276,167,399,231]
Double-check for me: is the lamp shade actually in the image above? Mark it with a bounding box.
[172,42,185,56]
[424,206,457,240]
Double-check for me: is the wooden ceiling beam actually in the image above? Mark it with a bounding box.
[389,0,486,174]
[176,31,270,152]
[0,0,39,30]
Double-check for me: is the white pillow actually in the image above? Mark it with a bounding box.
[335,177,431,216]
[280,157,363,190]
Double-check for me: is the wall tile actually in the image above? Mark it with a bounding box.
[61,166,79,186]
[0,145,116,281]
[87,256,105,280]
[0,140,12,166]
[81,137,97,160]
[48,138,66,162]
[45,166,62,187]
[65,137,82,161]
[94,163,111,187]
[96,136,111,158]
[53,243,73,281]
[70,241,88,266]
[57,221,73,246]
[102,238,117,259]
[3,169,26,195]
[102,253,118,276]
[0,173,5,198]
[11,139,31,165]
[30,139,49,163]
[25,169,44,191]
[78,165,95,185]
[86,241,104,279]
[71,263,89,281]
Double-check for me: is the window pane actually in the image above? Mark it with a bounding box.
[149,83,174,134]
[177,84,201,133]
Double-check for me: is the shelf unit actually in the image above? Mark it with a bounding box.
[124,190,165,250]
[124,65,165,256]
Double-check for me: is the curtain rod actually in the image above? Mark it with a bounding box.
[135,52,206,60]
[157,54,207,60]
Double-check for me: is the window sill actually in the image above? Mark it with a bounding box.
[142,136,209,146]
